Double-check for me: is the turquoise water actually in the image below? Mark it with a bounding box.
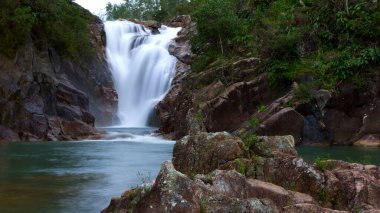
[297,146,380,166]
[0,128,174,213]
[1,130,379,213]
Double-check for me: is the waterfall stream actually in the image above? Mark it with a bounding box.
[105,21,181,127]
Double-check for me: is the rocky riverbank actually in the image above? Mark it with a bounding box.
[0,9,117,142]
[102,132,380,212]
[155,15,380,148]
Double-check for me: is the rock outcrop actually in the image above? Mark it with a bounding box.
[103,132,380,212]
[0,16,117,142]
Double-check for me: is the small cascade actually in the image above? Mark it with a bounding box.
[105,21,181,127]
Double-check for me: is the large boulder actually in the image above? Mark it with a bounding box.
[102,161,323,213]
[257,108,304,144]
[173,132,244,175]
[203,74,281,132]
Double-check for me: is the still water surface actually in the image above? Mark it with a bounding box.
[0,128,174,213]
[297,146,380,165]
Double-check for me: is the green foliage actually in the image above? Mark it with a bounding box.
[257,105,268,113]
[0,0,94,58]
[242,133,257,158]
[191,0,241,55]
[248,117,260,128]
[190,0,379,94]
[195,110,204,125]
[314,156,334,170]
[105,0,192,22]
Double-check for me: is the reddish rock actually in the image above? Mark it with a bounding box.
[62,119,97,140]
[173,132,244,175]
[156,84,193,139]
[203,74,281,132]
[323,109,362,145]
[283,204,349,213]
[257,108,304,144]
[354,134,380,147]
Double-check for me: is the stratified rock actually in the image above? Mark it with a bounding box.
[156,84,193,139]
[173,132,244,175]
[0,14,117,141]
[203,74,280,132]
[257,108,304,144]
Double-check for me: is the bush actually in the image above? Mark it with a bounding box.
[0,0,94,58]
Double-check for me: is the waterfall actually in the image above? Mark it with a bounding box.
[105,21,181,127]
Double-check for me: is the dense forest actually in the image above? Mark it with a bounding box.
[0,0,94,58]
[106,0,379,94]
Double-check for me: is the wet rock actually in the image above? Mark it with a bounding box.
[173,132,244,175]
[156,84,193,139]
[62,119,98,140]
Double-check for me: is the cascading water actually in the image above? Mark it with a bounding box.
[105,21,181,127]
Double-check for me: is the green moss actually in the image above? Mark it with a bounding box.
[314,156,334,170]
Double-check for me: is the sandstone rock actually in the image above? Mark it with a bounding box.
[323,109,362,145]
[173,132,244,175]
[62,119,98,140]
[283,204,349,213]
[103,162,320,213]
[354,134,380,147]
[166,15,192,28]
[156,84,193,139]
[254,135,297,157]
[258,108,304,144]
[203,74,280,132]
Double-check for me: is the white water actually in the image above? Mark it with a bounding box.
[105,21,181,127]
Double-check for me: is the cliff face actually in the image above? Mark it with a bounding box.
[156,15,380,147]
[0,18,117,142]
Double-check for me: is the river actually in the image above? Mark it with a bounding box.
[0,128,174,213]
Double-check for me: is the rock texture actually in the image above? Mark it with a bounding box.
[0,17,117,142]
[103,132,380,212]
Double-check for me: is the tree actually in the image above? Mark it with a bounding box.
[192,0,240,55]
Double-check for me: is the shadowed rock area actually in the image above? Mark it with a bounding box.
[0,16,117,142]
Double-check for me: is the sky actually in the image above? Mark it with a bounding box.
[75,0,124,17]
